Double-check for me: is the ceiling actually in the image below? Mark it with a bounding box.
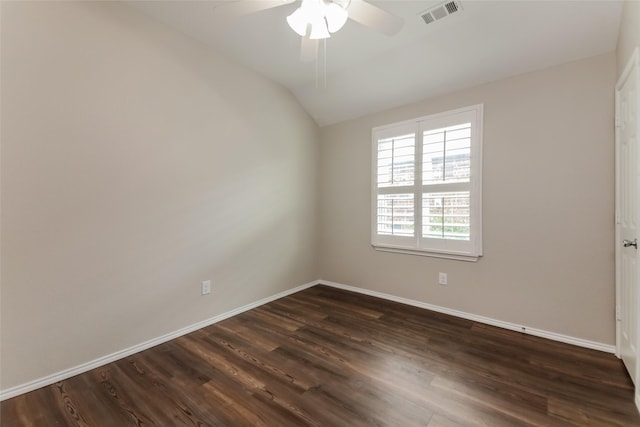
[128,0,623,126]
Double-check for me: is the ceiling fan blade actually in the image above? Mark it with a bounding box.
[213,0,295,20]
[300,36,317,62]
[347,0,404,36]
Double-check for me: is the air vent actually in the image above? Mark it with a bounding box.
[445,1,459,14]
[422,13,435,24]
[420,1,463,25]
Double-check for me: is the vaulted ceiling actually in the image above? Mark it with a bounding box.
[128,0,623,126]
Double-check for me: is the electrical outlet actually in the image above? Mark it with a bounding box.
[438,272,447,286]
[201,280,211,295]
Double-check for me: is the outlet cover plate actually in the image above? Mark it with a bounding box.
[202,280,211,295]
[438,272,447,285]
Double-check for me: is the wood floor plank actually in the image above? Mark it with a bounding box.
[2,285,639,426]
[427,413,467,427]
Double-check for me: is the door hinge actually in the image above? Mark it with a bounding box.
[616,305,621,321]
[615,115,621,128]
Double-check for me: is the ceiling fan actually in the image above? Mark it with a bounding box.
[213,0,404,61]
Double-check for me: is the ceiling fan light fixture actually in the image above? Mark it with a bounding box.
[325,2,348,33]
[287,0,348,39]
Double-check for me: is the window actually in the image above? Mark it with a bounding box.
[371,104,483,261]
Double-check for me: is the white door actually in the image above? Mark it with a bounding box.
[616,47,640,388]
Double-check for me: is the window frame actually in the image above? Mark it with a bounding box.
[371,104,483,262]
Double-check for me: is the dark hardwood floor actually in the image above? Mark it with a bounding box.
[2,285,639,426]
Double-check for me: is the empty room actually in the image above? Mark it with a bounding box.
[1,0,640,425]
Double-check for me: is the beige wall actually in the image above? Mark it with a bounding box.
[0,1,318,390]
[319,53,616,345]
[616,0,640,75]
[0,0,623,396]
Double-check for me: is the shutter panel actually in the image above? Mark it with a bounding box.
[422,191,470,240]
[377,193,414,236]
[423,123,471,185]
[377,133,415,188]
[421,122,472,241]
[372,124,418,246]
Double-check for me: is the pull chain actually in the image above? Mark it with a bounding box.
[314,39,327,89]
[323,38,327,89]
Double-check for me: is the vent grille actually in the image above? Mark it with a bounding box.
[421,13,435,24]
[445,1,459,14]
[420,1,463,25]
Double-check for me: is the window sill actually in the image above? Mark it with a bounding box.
[372,245,481,262]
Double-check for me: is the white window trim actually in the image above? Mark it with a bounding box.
[371,104,483,262]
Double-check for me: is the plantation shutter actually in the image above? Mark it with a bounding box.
[372,105,483,261]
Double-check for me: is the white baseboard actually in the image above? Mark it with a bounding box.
[0,278,618,402]
[636,390,640,415]
[318,280,616,354]
[0,280,317,402]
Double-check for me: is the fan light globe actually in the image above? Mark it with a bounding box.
[309,17,331,39]
[286,8,308,36]
[325,3,348,33]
